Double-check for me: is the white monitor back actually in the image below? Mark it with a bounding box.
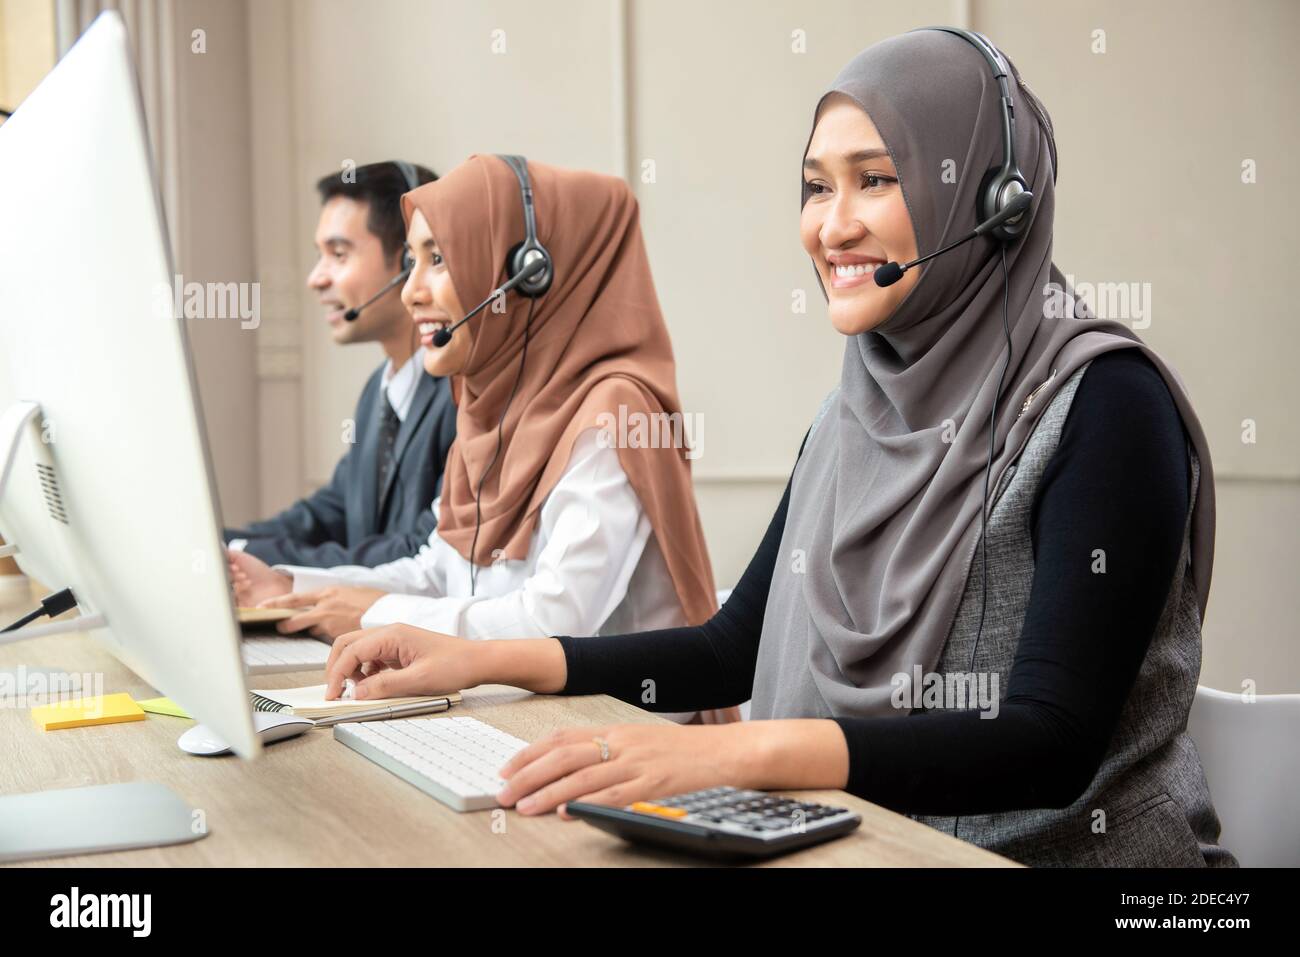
[0,13,258,758]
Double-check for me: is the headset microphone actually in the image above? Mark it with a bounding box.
[342,266,411,321]
[430,256,547,347]
[874,191,1031,288]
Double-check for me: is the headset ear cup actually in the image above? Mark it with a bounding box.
[506,241,553,298]
[977,167,1031,243]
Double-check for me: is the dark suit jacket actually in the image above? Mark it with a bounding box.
[224,362,456,567]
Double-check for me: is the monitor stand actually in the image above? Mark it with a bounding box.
[0,401,206,862]
[0,781,207,862]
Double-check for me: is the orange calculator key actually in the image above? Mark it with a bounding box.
[630,802,689,818]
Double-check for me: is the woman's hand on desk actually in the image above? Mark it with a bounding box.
[496,720,852,818]
[228,549,291,606]
[496,724,746,818]
[263,586,387,640]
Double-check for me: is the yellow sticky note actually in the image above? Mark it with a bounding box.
[31,692,146,731]
[137,697,190,719]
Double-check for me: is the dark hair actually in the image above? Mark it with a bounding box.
[315,161,438,262]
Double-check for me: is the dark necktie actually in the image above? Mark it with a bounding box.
[376,398,401,505]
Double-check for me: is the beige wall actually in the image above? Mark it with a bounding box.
[0,0,56,107]
[172,0,261,526]
[14,1,1294,692]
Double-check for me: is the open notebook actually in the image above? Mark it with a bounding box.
[248,684,462,721]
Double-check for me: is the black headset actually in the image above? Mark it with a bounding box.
[393,160,421,272]
[914,27,1033,842]
[341,160,425,322]
[461,156,554,595]
[920,27,1033,243]
[872,29,1040,287]
[392,159,419,193]
[495,154,554,298]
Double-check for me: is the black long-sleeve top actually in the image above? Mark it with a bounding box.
[556,349,1193,816]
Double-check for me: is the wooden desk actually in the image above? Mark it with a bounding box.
[0,588,1013,868]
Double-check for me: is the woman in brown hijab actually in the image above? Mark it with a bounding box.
[395,152,717,630]
[233,156,726,723]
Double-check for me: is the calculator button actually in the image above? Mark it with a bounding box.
[630,802,689,819]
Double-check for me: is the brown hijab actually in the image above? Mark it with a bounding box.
[400,155,717,626]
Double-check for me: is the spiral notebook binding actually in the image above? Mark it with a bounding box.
[248,692,288,713]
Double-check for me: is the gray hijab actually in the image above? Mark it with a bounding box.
[750,30,1216,720]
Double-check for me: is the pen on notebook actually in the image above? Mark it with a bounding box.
[311,697,454,727]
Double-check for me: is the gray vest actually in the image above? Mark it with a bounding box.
[908,362,1235,867]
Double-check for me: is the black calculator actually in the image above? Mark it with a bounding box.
[566,786,861,861]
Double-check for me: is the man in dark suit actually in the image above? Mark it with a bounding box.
[225,161,456,567]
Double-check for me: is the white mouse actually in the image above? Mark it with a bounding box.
[177,712,315,756]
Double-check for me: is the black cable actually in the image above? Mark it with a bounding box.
[468,297,537,596]
[0,587,78,633]
[1,607,42,633]
[955,245,1012,840]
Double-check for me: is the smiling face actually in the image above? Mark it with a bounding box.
[800,93,920,336]
[306,196,406,345]
[402,209,472,377]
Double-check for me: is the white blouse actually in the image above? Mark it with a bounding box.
[276,428,687,641]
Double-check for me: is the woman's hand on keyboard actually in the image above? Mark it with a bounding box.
[323,623,487,700]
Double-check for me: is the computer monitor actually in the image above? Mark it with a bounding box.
[0,13,259,758]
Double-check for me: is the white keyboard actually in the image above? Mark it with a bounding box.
[334,716,528,812]
[241,636,332,674]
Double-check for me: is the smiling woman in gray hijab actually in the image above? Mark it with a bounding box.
[752,28,1218,720]
[314,29,1236,867]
